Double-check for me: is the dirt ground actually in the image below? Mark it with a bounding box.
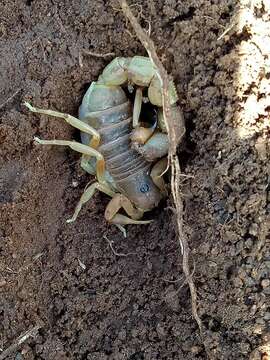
[0,0,269,359]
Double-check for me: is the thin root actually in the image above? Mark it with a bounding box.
[103,235,136,257]
[79,50,115,67]
[82,49,115,58]
[162,275,184,283]
[164,262,196,298]
[119,0,208,355]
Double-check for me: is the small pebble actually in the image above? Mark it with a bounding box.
[261,279,270,288]
[165,286,180,312]
[156,323,166,338]
[191,345,203,354]
[72,180,79,187]
[245,238,253,248]
[249,349,262,360]
[15,353,23,360]
[249,223,259,236]
[262,332,270,343]
[263,287,270,295]
[0,279,7,287]
[255,318,265,325]
[238,342,250,354]
[253,324,263,335]
[245,276,256,287]
[255,136,267,161]
[233,277,243,287]
[118,329,126,341]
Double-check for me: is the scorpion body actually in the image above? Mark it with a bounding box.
[25,56,184,234]
[79,83,162,210]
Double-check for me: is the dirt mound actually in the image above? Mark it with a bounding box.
[0,1,269,359]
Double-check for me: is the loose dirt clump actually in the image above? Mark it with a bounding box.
[0,1,269,359]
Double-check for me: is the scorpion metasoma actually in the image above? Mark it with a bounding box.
[25,56,182,235]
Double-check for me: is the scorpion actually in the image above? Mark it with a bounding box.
[25,56,182,235]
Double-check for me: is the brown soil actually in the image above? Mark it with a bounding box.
[0,1,269,359]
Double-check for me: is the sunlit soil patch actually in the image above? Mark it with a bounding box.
[236,1,270,144]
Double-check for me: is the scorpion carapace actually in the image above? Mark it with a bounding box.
[24,56,184,235]
[79,82,162,211]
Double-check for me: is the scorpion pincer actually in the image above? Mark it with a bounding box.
[24,56,182,234]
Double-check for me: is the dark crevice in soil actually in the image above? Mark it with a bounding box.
[167,7,196,25]
[233,28,253,44]
[178,110,197,170]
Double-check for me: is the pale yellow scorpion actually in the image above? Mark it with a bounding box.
[25,56,181,235]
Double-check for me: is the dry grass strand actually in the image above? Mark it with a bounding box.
[0,325,42,360]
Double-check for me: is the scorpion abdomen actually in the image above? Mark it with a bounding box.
[79,83,162,210]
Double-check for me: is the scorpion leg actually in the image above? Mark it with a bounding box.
[133,87,143,128]
[34,137,106,185]
[80,155,96,175]
[68,180,127,237]
[25,102,100,148]
[150,158,168,196]
[105,194,152,225]
[67,181,115,223]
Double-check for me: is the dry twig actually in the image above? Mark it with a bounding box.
[118,0,206,350]
[0,325,42,360]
